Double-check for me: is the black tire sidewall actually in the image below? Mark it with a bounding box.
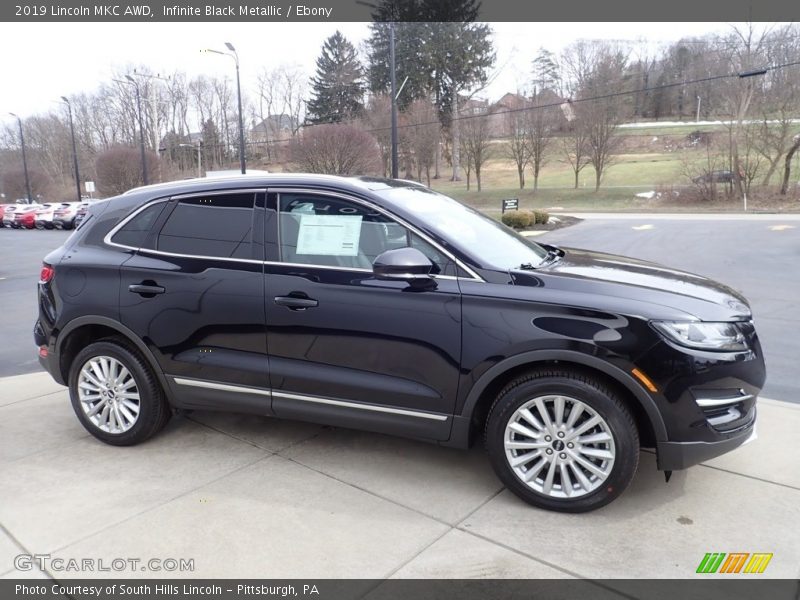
[487,374,639,513]
[68,341,165,446]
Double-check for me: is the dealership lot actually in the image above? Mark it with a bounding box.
[0,214,798,580]
[0,373,798,580]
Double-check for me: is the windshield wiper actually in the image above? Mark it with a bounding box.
[538,248,562,267]
[517,262,538,270]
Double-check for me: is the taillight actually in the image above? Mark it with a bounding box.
[39,264,54,284]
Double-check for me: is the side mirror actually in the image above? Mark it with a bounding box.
[373,247,434,283]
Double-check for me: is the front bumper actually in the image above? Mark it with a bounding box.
[657,414,757,470]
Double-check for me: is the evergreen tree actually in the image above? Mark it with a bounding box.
[307,31,365,124]
[366,0,494,179]
[531,48,560,94]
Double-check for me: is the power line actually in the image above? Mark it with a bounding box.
[356,58,800,134]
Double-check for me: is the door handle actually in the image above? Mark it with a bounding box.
[274,295,318,310]
[128,283,165,296]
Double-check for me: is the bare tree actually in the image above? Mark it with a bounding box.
[580,100,622,191]
[403,99,439,185]
[560,119,591,189]
[95,145,158,196]
[526,101,555,192]
[290,124,381,175]
[460,114,493,191]
[715,24,772,199]
[362,94,392,177]
[1,166,52,200]
[780,135,800,195]
[504,108,529,189]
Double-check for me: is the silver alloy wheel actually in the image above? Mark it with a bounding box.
[77,356,141,434]
[504,394,616,499]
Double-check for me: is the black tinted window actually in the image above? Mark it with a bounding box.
[111,202,166,248]
[157,193,255,259]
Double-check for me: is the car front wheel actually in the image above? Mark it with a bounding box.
[486,368,639,513]
[68,340,171,446]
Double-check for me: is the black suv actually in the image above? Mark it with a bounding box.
[35,175,765,512]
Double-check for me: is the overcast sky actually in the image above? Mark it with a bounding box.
[0,21,756,122]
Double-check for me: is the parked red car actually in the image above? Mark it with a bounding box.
[13,205,40,229]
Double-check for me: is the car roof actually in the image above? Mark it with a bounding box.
[122,174,420,198]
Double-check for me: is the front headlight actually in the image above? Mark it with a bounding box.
[651,321,748,352]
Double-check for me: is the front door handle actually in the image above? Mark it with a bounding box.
[128,283,165,296]
[274,295,318,310]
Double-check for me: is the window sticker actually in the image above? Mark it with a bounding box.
[296,214,362,256]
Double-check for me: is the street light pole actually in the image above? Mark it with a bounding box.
[202,44,246,174]
[226,43,247,175]
[389,22,398,179]
[60,97,82,202]
[8,113,33,202]
[115,76,149,185]
[126,75,149,185]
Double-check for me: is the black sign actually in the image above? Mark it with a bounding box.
[502,198,519,213]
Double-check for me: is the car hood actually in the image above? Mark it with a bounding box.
[513,246,751,322]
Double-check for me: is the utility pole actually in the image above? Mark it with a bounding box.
[8,113,32,202]
[60,97,82,202]
[115,76,149,185]
[389,22,398,179]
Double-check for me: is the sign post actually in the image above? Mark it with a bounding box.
[502,198,519,214]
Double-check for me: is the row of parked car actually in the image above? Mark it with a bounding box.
[0,201,90,230]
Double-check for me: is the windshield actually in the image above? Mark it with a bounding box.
[374,186,548,270]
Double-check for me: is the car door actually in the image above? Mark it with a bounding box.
[264,189,462,441]
[116,189,271,414]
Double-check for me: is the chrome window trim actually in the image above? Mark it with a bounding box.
[104,187,484,281]
[171,377,448,421]
[103,198,170,252]
[104,191,264,263]
[271,187,484,282]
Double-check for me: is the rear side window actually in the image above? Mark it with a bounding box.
[156,193,256,259]
[110,202,166,248]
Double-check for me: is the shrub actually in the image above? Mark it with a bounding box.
[533,210,550,225]
[501,210,533,229]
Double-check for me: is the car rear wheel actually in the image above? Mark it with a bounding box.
[485,368,639,512]
[68,340,171,446]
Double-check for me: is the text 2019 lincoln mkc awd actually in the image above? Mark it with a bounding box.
[35,175,765,512]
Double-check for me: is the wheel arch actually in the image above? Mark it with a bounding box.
[451,350,667,449]
[56,316,168,391]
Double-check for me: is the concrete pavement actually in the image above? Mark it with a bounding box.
[1,372,798,580]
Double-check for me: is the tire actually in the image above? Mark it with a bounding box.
[68,340,171,446]
[485,368,639,513]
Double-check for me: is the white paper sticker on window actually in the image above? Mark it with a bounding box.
[296,214,362,256]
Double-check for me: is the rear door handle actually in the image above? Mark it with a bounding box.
[274,295,318,310]
[128,283,165,296]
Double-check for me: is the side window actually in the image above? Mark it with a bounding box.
[278,193,454,274]
[110,202,166,248]
[156,193,256,259]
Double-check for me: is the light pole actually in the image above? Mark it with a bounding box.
[202,43,246,174]
[8,113,33,202]
[60,97,82,202]
[356,0,399,178]
[114,76,148,185]
[389,22,398,179]
[179,143,203,178]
